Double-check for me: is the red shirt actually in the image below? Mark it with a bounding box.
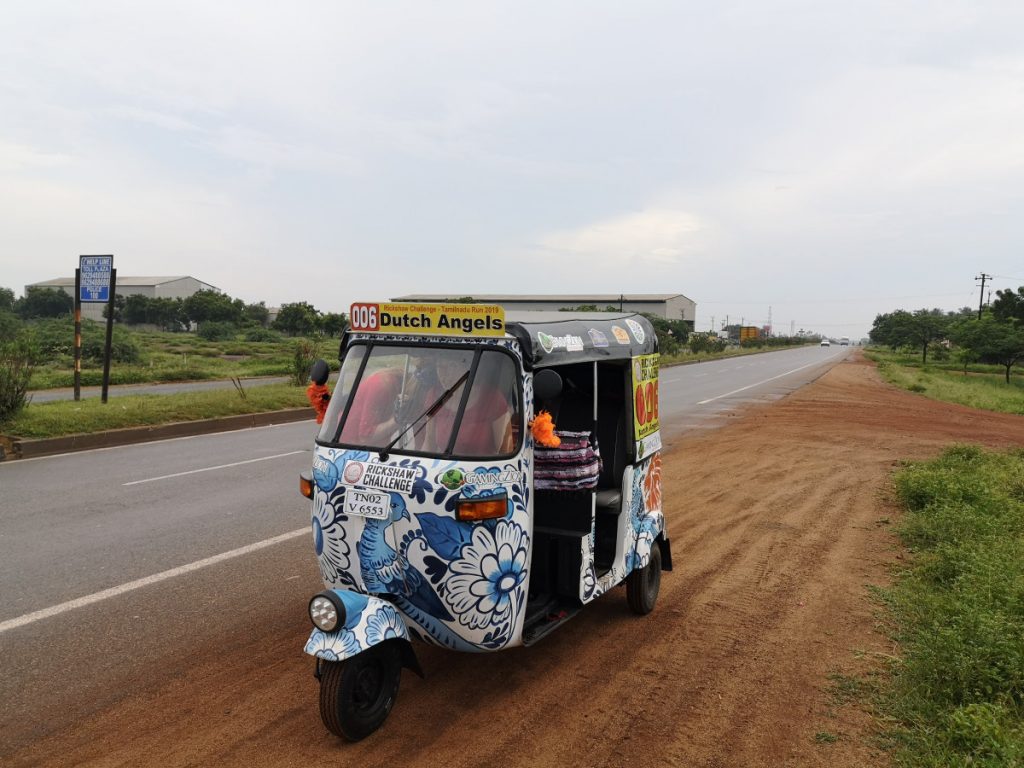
[340,369,402,442]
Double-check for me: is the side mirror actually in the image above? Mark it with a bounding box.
[309,359,330,386]
[533,368,563,402]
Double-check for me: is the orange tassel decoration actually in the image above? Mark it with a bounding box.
[306,383,331,424]
[529,410,560,447]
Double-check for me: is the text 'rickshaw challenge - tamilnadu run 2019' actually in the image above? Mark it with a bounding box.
[298,302,669,741]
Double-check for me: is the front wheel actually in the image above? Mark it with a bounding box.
[626,540,662,615]
[319,641,402,741]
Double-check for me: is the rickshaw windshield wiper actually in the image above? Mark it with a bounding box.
[377,372,469,462]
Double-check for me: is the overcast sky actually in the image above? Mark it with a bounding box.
[3,1,1023,340]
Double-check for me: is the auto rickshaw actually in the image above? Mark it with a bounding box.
[299,301,670,740]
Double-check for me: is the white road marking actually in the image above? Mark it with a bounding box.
[122,450,306,485]
[697,359,825,405]
[0,528,308,635]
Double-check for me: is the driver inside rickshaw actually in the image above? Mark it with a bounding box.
[337,348,516,457]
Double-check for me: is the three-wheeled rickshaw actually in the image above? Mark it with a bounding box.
[299,301,670,740]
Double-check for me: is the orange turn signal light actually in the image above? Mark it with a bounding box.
[456,496,507,522]
[299,472,314,499]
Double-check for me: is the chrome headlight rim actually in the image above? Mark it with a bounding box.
[309,591,346,632]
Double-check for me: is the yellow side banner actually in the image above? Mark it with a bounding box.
[349,302,506,337]
[631,353,660,441]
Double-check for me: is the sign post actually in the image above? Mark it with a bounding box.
[78,255,115,403]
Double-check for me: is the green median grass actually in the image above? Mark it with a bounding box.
[876,445,1024,766]
[2,384,311,439]
[866,349,1024,415]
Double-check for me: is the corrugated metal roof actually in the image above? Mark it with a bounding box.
[28,276,220,289]
[391,293,691,302]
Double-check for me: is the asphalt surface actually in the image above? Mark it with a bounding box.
[0,345,849,755]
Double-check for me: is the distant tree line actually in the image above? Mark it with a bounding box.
[0,285,349,340]
[870,286,1024,382]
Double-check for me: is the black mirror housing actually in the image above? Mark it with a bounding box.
[533,368,563,402]
[310,359,330,386]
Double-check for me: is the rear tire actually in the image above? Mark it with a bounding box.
[626,540,662,615]
[319,641,401,741]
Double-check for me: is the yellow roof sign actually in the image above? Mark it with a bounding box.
[349,302,506,338]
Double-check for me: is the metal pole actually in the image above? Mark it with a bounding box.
[101,269,117,403]
[74,268,81,401]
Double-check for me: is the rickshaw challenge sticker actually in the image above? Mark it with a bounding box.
[342,461,418,494]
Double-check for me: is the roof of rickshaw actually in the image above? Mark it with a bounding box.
[504,311,657,368]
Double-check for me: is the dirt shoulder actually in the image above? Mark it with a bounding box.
[9,352,1024,767]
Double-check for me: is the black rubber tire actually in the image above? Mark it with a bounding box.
[319,641,402,741]
[626,540,662,615]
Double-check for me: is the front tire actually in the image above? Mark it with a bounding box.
[626,540,662,615]
[319,641,401,741]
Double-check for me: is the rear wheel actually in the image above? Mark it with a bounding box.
[626,540,662,615]
[319,641,401,741]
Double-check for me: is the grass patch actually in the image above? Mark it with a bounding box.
[2,384,310,438]
[866,349,1024,415]
[24,326,338,390]
[877,445,1024,766]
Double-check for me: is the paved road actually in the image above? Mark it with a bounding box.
[0,345,850,754]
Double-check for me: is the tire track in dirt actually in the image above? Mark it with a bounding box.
[7,354,1024,767]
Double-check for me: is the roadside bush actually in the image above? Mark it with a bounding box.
[244,327,282,343]
[0,337,37,421]
[290,339,321,386]
[197,321,238,342]
[689,333,726,354]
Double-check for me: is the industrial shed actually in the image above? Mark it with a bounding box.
[25,276,220,322]
[391,293,696,326]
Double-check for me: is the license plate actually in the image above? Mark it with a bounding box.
[344,489,389,519]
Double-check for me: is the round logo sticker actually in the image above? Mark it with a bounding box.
[343,461,365,484]
[625,319,645,344]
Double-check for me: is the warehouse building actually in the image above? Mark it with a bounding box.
[25,276,219,321]
[390,293,696,325]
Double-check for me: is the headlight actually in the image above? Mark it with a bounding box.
[309,592,345,632]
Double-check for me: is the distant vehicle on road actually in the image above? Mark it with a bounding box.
[820,339,831,347]
[840,337,849,346]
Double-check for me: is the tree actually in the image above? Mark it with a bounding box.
[991,286,1024,324]
[951,315,1024,383]
[870,310,914,350]
[0,287,15,312]
[870,308,951,363]
[102,294,126,322]
[243,301,270,327]
[183,290,242,326]
[273,301,321,336]
[321,312,349,337]
[16,287,73,319]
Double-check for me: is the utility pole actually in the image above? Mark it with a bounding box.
[976,273,991,319]
[710,316,715,333]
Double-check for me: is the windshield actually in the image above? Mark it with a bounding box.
[317,344,521,458]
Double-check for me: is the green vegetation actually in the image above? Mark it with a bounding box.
[866,349,1024,415]
[875,446,1024,766]
[871,287,1024,379]
[2,384,310,438]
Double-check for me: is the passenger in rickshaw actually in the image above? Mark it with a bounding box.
[421,351,514,455]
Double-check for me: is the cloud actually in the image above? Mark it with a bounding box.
[535,207,705,266]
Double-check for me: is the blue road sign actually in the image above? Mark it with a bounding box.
[80,255,113,302]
